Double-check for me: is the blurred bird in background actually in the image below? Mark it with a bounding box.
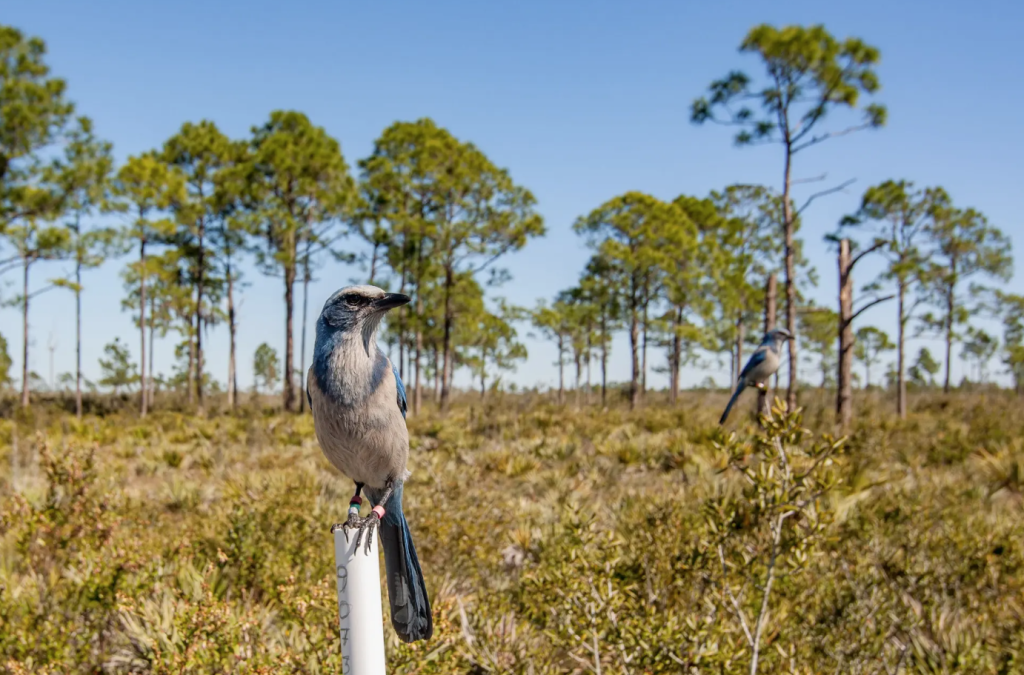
[719,327,794,425]
[307,285,433,643]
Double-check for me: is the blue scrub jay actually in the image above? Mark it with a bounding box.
[719,327,793,425]
[306,284,432,643]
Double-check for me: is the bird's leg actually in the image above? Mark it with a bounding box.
[331,482,365,537]
[353,479,394,555]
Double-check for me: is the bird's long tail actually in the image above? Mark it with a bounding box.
[373,485,432,643]
[719,384,744,425]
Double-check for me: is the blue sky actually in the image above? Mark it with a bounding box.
[3,0,1022,392]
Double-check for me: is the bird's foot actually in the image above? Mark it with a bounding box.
[331,505,384,555]
[331,491,369,546]
[330,507,363,535]
[352,508,383,555]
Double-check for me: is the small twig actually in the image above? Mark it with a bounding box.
[718,544,754,648]
[796,178,857,216]
[792,123,874,153]
[456,596,475,646]
[27,283,61,301]
[791,173,828,185]
[0,262,23,277]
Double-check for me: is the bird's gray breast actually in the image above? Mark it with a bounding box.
[313,345,390,408]
[307,348,410,489]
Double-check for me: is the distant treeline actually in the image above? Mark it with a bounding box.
[0,23,1019,426]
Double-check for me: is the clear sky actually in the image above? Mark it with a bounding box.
[3,0,1022,393]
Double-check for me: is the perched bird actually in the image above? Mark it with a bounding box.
[306,284,432,643]
[719,327,794,425]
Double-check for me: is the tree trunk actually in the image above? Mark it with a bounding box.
[194,223,205,406]
[368,243,379,285]
[782,147,798,409]
[75,260,83,419]
[414,296,423,415]
[586,335,592,405]
[758,274,777,416]
[283,261,296,412]
[897,282,907,418]
[445,345,455,398]
[670,306,681,403]
[227,256,237,410]
[837,239,854,428]
[398,332,405,380]
[187,316,196,405]
[411,228,426,414]
[397,266,408,380]
[433,347,440,403]
[139,239,148,417]
[148,293,155,409]
[601,314,608,407]
[735,315,745,383]
[557,334,565,405]
[20,260,30,408]
[943,268,955,394]
[440,268,454,411]
[299,256,310,414]
[574,351,582,407]
[480,346,487,400]
[629,299,640,409]
[641,303,648,397]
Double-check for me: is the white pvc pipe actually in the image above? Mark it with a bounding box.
[333,526,387,675]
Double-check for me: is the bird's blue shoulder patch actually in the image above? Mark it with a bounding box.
[392,361,407,419]
[739,349,768,379]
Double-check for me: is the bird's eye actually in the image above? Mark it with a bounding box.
[343,294,371,307]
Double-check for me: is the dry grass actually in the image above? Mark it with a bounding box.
[0,388,1022,673]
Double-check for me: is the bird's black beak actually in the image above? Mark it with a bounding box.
[373,293,411,312]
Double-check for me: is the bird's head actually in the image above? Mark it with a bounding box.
[765,327,794,343]
[317,285,410,354]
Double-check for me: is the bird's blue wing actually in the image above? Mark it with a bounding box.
[739,349,768,380]
[393,361,407,419]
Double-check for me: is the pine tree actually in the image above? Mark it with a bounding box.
[242,111,354,412]
[693,24,886,407]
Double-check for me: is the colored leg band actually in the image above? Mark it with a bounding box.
[371,505,386,520]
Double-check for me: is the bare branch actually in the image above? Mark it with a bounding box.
[792,122,874,154]
[0,262,22,277]
[717,544,754,648]
[791,173,828,186]
[851,240,889,269]
[706,116,753,128]
[750,500,793,675]
[797,178,857,217]
[851,294,895,322]
[789,72,853,146]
